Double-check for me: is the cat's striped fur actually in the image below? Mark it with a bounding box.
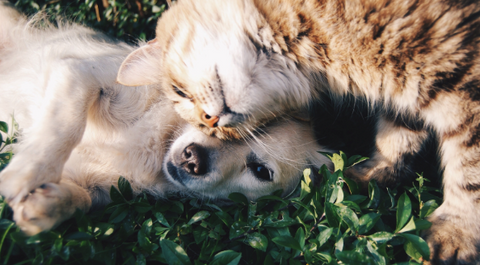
[118,0,480,263]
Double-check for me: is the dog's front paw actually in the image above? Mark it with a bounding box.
[0,166,35,203]
[0,157,63,204]
[11,183,77,236]
[424,214,480,265]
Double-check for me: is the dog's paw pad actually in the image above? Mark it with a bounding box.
[11,183,73,236]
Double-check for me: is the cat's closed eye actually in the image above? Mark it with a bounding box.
[172,85,190,99]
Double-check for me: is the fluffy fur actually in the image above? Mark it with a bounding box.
[118,0,480,263]
[0,3,332,235]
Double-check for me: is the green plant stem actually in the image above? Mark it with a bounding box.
[2,239,14,265]
[0,222,15,264]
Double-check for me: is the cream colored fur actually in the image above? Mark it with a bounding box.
[0,4,331,235]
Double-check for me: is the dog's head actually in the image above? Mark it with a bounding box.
[163,118,332,201]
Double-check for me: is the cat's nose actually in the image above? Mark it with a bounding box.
[181,144,208,175]
[201,112,219,128]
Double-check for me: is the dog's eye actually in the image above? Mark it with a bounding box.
[173,85,189,98]
[248,163,273,182]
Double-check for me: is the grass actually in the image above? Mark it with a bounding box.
[1,1,444,264]
[8,0,167,43]
[0,119,443,264]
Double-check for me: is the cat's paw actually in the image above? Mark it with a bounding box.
[424,215,480,265]
[11,183,76,236]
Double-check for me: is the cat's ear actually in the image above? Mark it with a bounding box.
[117,39,162,86]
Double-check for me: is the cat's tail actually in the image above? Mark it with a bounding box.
[0,1,26,51]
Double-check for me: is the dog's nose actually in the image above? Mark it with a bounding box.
[181,144,208,175]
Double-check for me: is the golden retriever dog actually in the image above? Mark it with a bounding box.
[0,2,331,235]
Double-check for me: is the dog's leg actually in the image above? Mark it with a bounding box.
[0,58,102,204]
[11,179,91,235]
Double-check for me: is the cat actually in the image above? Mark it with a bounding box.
[0,2,332,235]
[117,0,480,263]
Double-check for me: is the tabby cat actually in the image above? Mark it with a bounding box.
[117,0,480,263]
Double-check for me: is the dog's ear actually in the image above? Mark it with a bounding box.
[117,39,162,86]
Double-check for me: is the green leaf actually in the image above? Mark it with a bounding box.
[246,232,268,252]
[58,246,71,261]
[93,222,115,237]
[343,176,360,194]
[215,211,234,226]
[313,252,333,263]
[26,231,59,244]
[414,219,432,231]
[366,180,381,209]
[294,227,305,250]
[192,228,208,245]
[340,200,362,213]
[419,200,439,218]
[170,201,184,213]
[335,232,344,253]
[333,185,345,203]
[336,250,374,264]
[0,219,14,229]
[300,177,312,200]
[397,216,416,233]
[108,204,129,223]
[318,151,333,160]
[400,233,430,262]
[228,192,249,205]
[229,221,247,239]
[331,153,345,172]
[336,205,359,232]
[109,185,125,203]
[210,250,242,265]
[0,121,7,133]
[387,187,397,209]
[138,219,157,252]
[325,202,340,227]
[358,213,381,234]
[136,254,146,265]
[263,212,297,228]
[395,193,412,233]
[317,226,333,247]
[159,239,192,265]
[303,168,312,186]
[64,232,93,241]
[117,176,133,201]
[187,211,210,225]
[256,195,288,204]
[154,212,171,228]
[366,239,386,265]
[346,155,369,168]
[272,235,303,251]
[141,218,153,235]
[368,231,394,244]
[133,201,152,213]
[346,194,368,205]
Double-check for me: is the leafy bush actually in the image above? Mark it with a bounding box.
[8,0,168,42]
[0,117,443,264]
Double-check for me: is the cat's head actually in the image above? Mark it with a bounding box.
[117,0,312,139]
